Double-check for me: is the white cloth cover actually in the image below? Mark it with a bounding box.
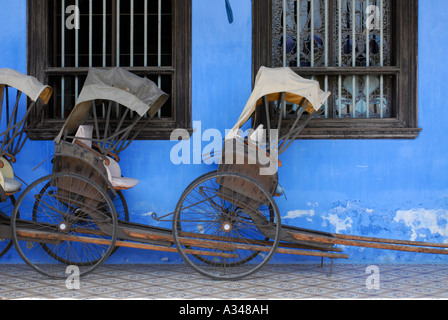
[76,67,168,117]
[73,125,94,148]
[4,177,21,193]
[226,67,331,139]
[0,68,53,104]
[55,67,169,142]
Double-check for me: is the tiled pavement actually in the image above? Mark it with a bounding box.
[0,263,447,300]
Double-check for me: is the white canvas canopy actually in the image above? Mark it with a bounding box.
[0,68,53,104]
[55,67,168,142]
[226,67,331,139]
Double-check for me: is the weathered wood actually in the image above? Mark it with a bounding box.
[287,66,401,76]
[235,207,337,252]
[274,247,348,260]
[123,228,348,259]
[73,140,110,165]
[114,241,238,258]
[334,233,448,249]
[123,229,235,251]
[290,232,448,255]
[16,229,238,259]
[13,224,344,260]
[45,66,175,76]
[179,231,342,252]
[0,224,12,240]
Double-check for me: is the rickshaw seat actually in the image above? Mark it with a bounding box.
[73,125,139,190]
[104,156,139,190]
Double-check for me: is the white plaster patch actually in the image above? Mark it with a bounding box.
[394,209,448,241]
[283,209,315,220]
[322,213,353,233]
[306,202,319,207]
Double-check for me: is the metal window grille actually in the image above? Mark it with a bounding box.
[273,0,392,119]
[48,0,173,120]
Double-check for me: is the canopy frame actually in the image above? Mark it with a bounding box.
[62,99,154,158]
[229,67,330,156]
[0,70,53,160]
[254,92,319,156]
[56,68,168,158]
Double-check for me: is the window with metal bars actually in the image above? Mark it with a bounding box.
[27,0,191,140]
[253,0,420,139]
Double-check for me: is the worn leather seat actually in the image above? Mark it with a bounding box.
[73,125,139,190]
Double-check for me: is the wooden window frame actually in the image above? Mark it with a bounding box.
[253,0,420,140]
[26,0,191,140]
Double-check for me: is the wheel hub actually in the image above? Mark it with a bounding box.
[59,222,70,232]
[222,222,232,233]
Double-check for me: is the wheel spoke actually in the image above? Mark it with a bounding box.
[173,171,280,280]
[0,196,16,258]
[11,173,117,279]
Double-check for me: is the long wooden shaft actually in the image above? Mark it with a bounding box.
[16,229,238,259]
[291,232,448,255]
[275,247,348,259]
[113,240,238,258]
[180,231,343,252]
[125,229,348,259]
[334,233,448,249]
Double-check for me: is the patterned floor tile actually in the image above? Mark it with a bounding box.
[0,263,447,300]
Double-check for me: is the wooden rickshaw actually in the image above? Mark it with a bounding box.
[0,68,52,259]
[170,67,448,280]
[169,66,338,280]
[10,67,168,278]
[8,67,448,281]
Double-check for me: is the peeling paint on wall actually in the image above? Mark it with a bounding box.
[321,201,370,233]
[394,209,448,242]
[322,214,353,233]
[283,209,315,220]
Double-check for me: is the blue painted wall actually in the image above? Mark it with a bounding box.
[1,0,447,265]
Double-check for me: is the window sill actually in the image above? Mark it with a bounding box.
[273,118,422,140]
[299,127,422,140]
[299,119,421,140]
[26,126,193,141]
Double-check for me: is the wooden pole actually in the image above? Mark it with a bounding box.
[16,229,238,259]
[334,233,448,249]
[124,229,348,259]
[290,232,448,255]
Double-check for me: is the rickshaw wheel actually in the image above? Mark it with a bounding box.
[111,190,129,222]
[173,171,281,280]
[0,195,16,258]
[11,172,118,279]
[28,182,128,267]
[109,189,129,255]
